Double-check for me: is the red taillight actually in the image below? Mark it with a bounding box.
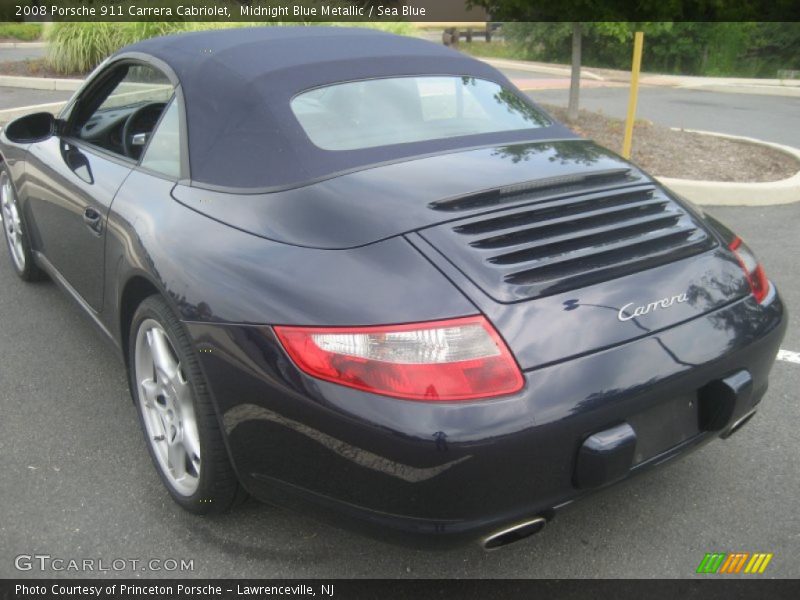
[274,316,524,402]
[729,236,769,303]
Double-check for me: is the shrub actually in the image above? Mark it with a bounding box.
[0,22,43,41]
[46,22,181,74]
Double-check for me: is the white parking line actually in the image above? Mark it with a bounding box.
[777,349,800,364]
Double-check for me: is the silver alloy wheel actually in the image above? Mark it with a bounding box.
[0,172,26,271]
[134,319,201,496]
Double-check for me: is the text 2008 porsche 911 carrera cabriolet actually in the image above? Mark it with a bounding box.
[0,27,786,548]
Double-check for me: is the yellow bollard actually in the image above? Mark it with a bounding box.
[622,32,644,159]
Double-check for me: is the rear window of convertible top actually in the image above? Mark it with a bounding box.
[290,76,550,151]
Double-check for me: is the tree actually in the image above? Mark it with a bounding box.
[501,22,800,77]
[567,23,581,122]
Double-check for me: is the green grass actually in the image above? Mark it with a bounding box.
[45,20,415,75]
[0,22,43,41]
[457,41,532,62]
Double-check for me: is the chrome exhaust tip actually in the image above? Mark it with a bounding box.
[721,409,758,439]
[482,516,547,550]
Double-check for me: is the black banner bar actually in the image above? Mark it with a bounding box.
[1,0,799,23]
[3,579,800,600]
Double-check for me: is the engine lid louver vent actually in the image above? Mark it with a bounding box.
[428,168,638,213]
[420,182,717,303]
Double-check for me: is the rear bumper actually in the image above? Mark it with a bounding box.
[186,286,786,545]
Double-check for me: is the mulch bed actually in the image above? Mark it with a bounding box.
[544,104,799,182]
[1,59,797,183]
[0,58,84,79]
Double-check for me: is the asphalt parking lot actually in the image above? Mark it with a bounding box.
[0,84,798,579]
[529,85,800,148]
[0,86,72,111]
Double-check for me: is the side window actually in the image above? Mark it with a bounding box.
[71,63,174,161]
[140,99,181,179]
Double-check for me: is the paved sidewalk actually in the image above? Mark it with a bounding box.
[483,58,800,97]
[512,77,624,91]
[0,41,46,49]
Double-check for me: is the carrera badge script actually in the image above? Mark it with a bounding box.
[618,292,689,322]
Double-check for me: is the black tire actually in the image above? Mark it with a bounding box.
[0,164,45,282]
[128,294,246,514]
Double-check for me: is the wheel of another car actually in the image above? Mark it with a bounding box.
[0,165,44,281]
[129,294,245,513]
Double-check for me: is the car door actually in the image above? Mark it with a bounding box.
[24,61,174,311]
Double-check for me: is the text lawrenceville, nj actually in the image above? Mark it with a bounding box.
[16,584,320,596]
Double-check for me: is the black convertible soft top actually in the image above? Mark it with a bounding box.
[119,27,575,190]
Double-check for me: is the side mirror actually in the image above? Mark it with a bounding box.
[4,112,60,143]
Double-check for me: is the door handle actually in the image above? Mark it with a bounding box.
[83,207,103,234]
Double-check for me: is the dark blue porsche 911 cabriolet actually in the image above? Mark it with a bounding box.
[0,27,786,548]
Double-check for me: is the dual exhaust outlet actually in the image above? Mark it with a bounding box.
[482,516,547,550]
[479,371,758,550]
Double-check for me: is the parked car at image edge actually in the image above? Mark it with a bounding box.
[0,27,786,549]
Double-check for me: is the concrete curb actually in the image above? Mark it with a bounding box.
[642,74,800,89]
[0,74,83,91]
[657,130,800,206]
[481,58,605,81]
[676,83,800,97]
[0,41,46,49]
